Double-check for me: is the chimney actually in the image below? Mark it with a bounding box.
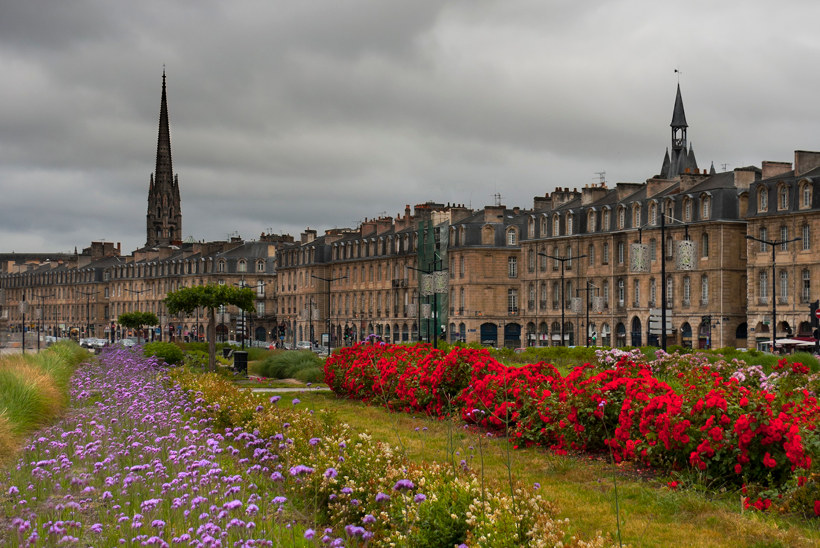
[794,150,820,177]
[762,160,792,180]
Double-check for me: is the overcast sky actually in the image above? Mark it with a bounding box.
[2,0,819,254]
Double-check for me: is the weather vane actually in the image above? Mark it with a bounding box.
[674,68,682,83]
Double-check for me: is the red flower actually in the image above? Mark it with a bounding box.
[763,452,777,468]
[814,500,820,516]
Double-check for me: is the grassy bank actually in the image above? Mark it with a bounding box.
[0,342,88,461]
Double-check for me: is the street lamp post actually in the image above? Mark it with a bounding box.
[32,292,55,352]
[312,274,347,358]
[745,234,800,352]
[576,282,597,347]
[77,289,99,339]
[407,258,447,347]
[542,252,586,346]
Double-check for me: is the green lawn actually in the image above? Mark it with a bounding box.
[279,390,820,548]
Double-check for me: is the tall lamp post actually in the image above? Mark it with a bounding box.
[124,286,152,341]
[32,292,54,352]
[576,281,597,347]
[77,289,99,339]
[233,280,248,350]
[407,257,447,347]
[312,274,347,358]
[745,234,800,352]
[541,252,586,347]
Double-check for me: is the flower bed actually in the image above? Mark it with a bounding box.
[326,343,820,515]
[1,345,592,547]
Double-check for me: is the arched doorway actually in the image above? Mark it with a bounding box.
[255,326,267,342]
[480,323,498,347]
[631,317,642,347]
[550,321,561,346]
[538,321,548,347]
[616,322,626,347]
[526,322,536,347]
[736,322,748,345]
[698,319,711,349]
[504,323,521,348]
[601,323,611,347]
[681,322,692,348]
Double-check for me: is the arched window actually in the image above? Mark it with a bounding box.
[507,228,518,246]
[588,210,596,232]
[553,215,560,236]
[603,209,611,230]
[649,202,657,225]
[618,207,625,229]
[758,187,768,211]
[218,260,226,273]
[237,260,247,273]
[801,181,812,209]
[700,195,711,220]
[683,198,692,221]
[632,204,641,228]
[566,214,574,235]
[778,185,790,210]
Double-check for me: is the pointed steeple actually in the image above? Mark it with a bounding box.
[146,70,182,248]
[709,161,716,175]
[155,69,173,185]
[671,83,688,128]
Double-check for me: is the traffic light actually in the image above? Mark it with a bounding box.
[592,331,597,343]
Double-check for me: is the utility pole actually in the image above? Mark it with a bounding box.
[312,274,347,358]
[543,252,586,346]
[32,292,55,352]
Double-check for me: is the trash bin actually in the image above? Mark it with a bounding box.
[233,351,248,375]
[222,347,232,359]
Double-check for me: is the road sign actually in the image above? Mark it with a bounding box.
[815,308,820,320]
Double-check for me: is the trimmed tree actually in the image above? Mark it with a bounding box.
[164,285,255,371]
[118,311,160,344]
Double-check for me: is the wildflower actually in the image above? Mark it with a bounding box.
[362,514,376,524]
[292,398,301,405]
[305,529,315,540]
[309,437,321,446]
[393,479,414,491]
[375,492,390,502]
[324,467,338,478]
[289,465,315,476]
[533,482,541,490]
[414,493,426,503]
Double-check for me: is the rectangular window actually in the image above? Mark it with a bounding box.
[602,243,609,264]
[701,275,709,304]
[683,277,691,304]
[781,226,789,251]
[617,242,625,264]
[508,257,518,278]
[803,270,811,303]
[760,270,769,300]
[633,279,640,307]
[507,289,518,314]
[760,228,768,252]
[617,279,625,305]
[804,224,811,250]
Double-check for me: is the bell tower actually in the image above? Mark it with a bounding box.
[146,70,182,247]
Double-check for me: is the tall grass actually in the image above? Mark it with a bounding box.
[0,341,87,461]
[256,350,324,383]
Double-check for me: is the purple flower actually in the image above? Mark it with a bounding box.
[533,482,541,489]
[362,514,376,524]
[305,529,315,540]
[375,492,390,502]
[393,479,414,491]
[273,496,287,505]
[414,493,426,503]
[292,398,301,405]
[269,396,281,404]
[341,487,353,494]
[324,467,338,478]
[289,465,315,476]
[309,437,321,446]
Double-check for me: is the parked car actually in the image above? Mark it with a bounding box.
[312,345,330,355]
[115,338,137,347]
[296,341,313,350]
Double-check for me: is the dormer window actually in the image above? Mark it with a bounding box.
[801,181,812,209]
[632,204,641,228]
[778,185,790,210]
[506,228,518,246]
[217,260,226,273]
[758,187,768,211]
[553,215,560,236]
[700,195,711,220]
[237,260,247,273]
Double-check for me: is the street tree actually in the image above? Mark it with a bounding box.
[117,311,160,343]
[164,285,255,371]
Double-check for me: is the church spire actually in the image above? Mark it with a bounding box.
[670,83,688,151]
[658,83,698,178]
[155,69,173,182]
[146,69,182,248]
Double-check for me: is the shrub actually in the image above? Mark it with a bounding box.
[259,351,323,380]
[143,341,184,365]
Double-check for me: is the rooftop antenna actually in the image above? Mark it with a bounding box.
[594,171,606,185]
[493,192,502,206]
[721,163,730,172]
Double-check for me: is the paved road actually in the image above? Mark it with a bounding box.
[248,387,331,393]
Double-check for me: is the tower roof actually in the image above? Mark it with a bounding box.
[670,83,688,128]
[155,70,173,184]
